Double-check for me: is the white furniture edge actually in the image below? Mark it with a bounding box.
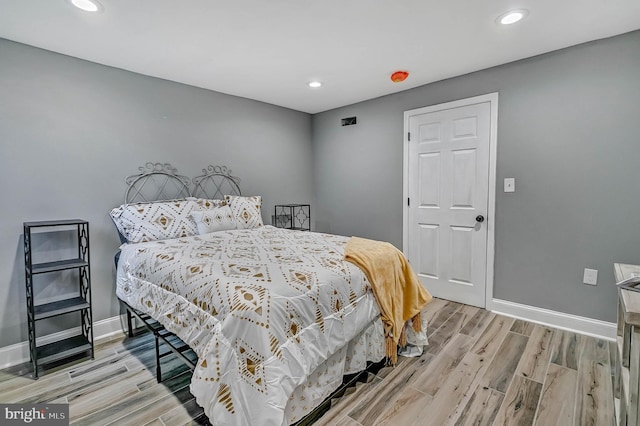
[492,298,616,341]
[0,315,124,370]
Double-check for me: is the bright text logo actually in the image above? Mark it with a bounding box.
[1,404,68,425]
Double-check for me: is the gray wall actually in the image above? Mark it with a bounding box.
[312,30,640,323]
[0,39,313,348]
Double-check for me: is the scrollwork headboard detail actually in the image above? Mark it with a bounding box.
[192,165,241,199]
[124,162,191,204]
[123,163,241,204]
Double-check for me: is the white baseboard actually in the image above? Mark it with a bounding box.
[490,298,616,341]
[0,315,125,370]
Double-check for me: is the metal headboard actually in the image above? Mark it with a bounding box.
[115,162,241,245]
[192,165,241,199]
[124,163,191,204]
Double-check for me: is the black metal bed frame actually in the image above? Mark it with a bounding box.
[121,300,195,382]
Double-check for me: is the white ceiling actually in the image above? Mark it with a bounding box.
[1,1,640,114]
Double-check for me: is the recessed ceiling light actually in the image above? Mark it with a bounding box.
[68,0,103,12]
[308,81,323,88]
[497,9,528,25]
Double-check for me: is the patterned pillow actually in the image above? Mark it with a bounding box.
[224,195,264,229]
[191,206,237,234]
[187,197,227,210]
[109,199,198,243]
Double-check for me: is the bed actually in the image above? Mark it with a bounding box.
[112,163,429,426]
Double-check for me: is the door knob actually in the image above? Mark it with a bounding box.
[476,215,485,223]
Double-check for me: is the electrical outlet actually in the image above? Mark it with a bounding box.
[504,178,515,193]
[583,268,598,286]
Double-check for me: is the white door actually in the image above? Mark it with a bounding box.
[404,95,497,308]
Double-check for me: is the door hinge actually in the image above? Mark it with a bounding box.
[407,132,411,141]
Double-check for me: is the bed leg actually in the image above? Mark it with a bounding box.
[155,335,162,383]
[126,309,134,337]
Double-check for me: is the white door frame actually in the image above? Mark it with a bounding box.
[402,93,499,309]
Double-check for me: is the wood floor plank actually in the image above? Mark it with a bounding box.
[609,340,619,397]
[459,308,495,339]
[452,386,504,426]
[408,316,515,425]
[515,325,554,383]
[65,364,149,401]
[68,350,139,380]
[20,364,129,404]
[581,337,610,364]
[404,356,484,425]
[347,359,430,425]
[105,384,193,426]
[160,397,206,425]
[370,387,433,426]
[482,332,529,393]
[313,376,381,426]
[410,333,474,395]
[331,416,363,426]
[534,363,577,426]
[420,298,449,324]
[441,315,516,425]
[493,375,542,426]
[92,332,129,355]
[549,330,584,370]
[510,319,536,336]
[72,366,192,425]
[424,311,468,356]
[0,363,43,390]
[69,379,141,422]
[456,304,482,326]
[427,301,463,332]
[180,412,211,426]
[0,369,72,403]
[574,338,614,426]
[375,355,427,380]
[135,357,194,392]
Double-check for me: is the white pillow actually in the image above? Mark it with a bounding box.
[224,195,264,229]
[109,199,198,243]
[191,206,237,234]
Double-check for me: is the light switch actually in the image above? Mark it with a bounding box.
[504,178,515,193]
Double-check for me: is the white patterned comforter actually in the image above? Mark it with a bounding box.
[116,226,381,426]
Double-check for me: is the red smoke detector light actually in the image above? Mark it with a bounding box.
[391,71,409,83]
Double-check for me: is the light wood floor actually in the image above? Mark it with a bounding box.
[0,299,615,425]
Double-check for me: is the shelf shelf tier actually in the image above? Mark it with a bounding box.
[23,219,88,228]
[31,259,89,274]
[36,335,92,365]
[23,220,93,378]
[34,297,91,320]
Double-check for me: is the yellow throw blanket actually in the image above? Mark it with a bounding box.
[345,236,432,364]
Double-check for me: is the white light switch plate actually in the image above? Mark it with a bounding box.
[583,268,598,285]
[504,178,515,193]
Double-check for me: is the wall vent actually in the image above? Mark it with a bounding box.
[341,116,357,126]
